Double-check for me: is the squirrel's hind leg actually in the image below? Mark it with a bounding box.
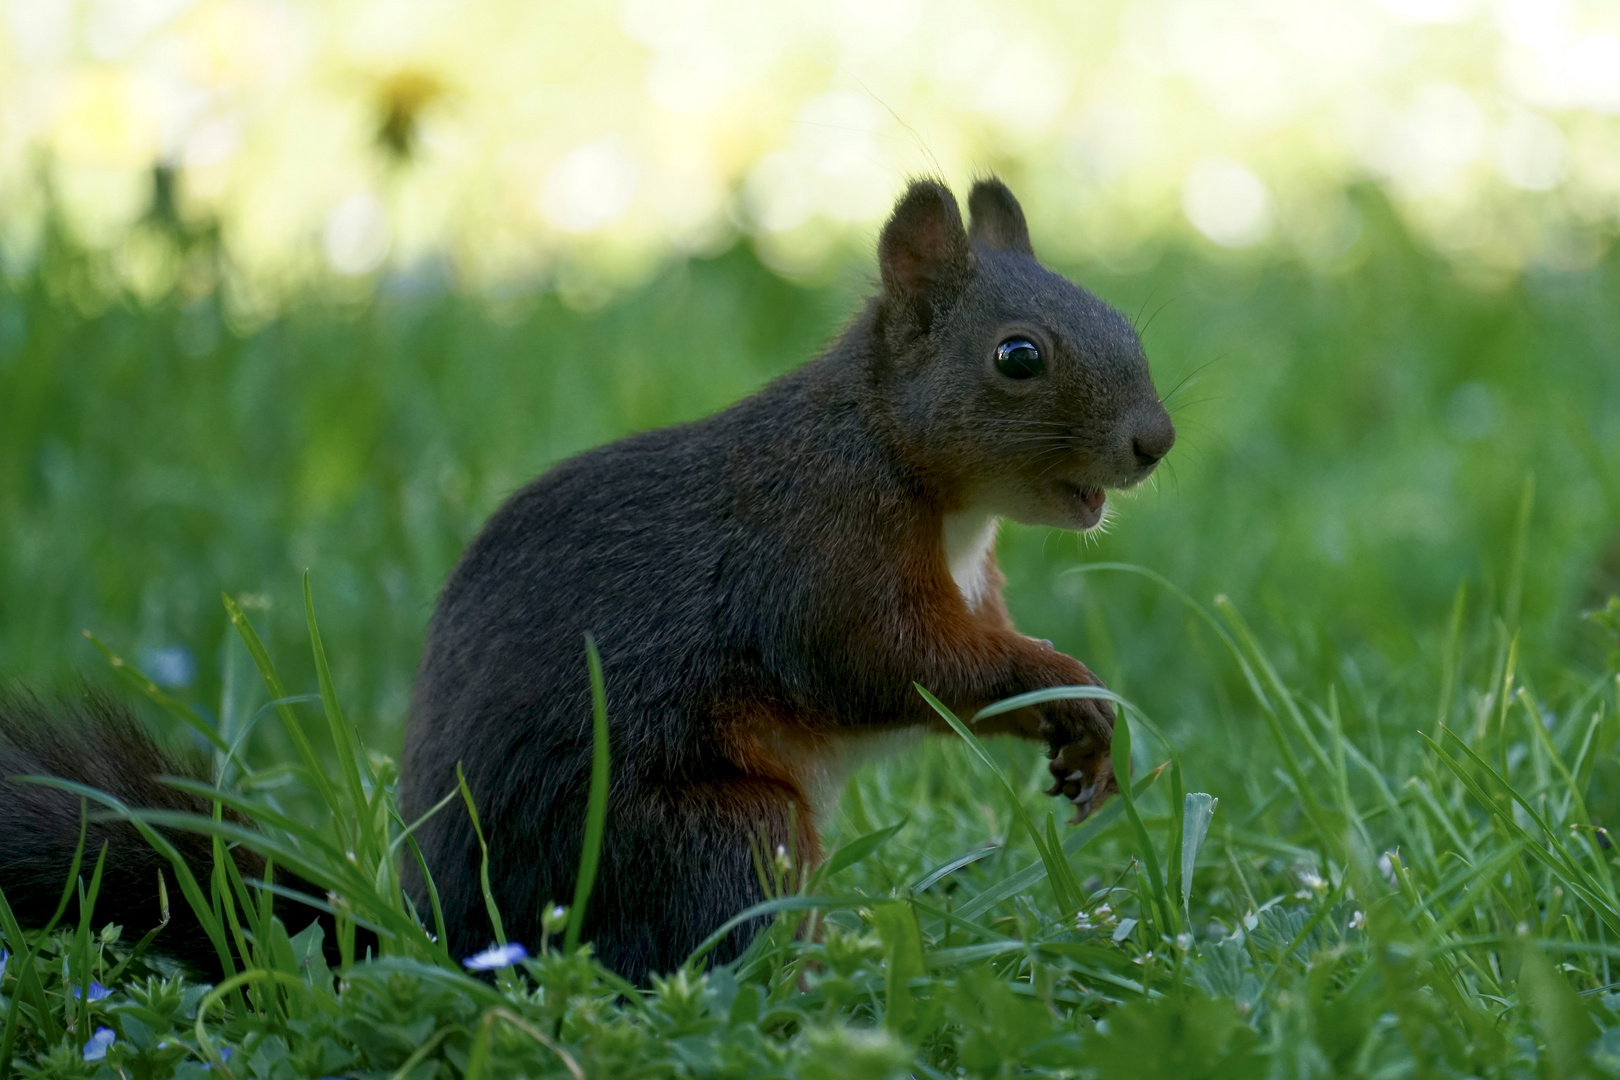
[584,776,805,983]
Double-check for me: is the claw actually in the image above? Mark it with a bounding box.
[1069,783,1095,806]
[1065,769,1087,783]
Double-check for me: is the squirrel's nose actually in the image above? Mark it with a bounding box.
[1130,410,1176,468]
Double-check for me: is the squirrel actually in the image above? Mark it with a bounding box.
[1,178,1173,985]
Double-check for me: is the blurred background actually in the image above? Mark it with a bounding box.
[1,0,1617,798]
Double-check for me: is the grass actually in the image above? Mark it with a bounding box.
[2,187,1620,1076]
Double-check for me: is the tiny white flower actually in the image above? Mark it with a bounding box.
[462,942,528,970]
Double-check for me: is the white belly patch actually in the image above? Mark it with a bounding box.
[942,510,1000,610]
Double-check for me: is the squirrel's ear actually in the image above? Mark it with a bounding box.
[967,178,1033,256]
[878,180,971,308]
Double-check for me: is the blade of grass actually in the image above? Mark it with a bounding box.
[1110,711,1175,935]
[101,871,170,985]
[689,895,873,963]
[910,845,998,895]
[456,763,507,949]
[69,841,108,1038]
[1166,759,1187,922]
[222,592,345,839]
[954,768,1160,922]
[565,634,611,954]
[403,833,452,962]
[915,685,1076,915]
[1181,792,1218,920]
[303,573,377,862]
[1045,811,1086,913]
[81,631,229,754]
[819,820,907,883]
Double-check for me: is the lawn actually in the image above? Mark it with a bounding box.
[2,187,1619,1078]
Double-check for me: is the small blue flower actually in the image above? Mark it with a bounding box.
[83,1026,116,1062]
[462,942,528,970]
[0,948,9,977]
[78,982,111,1002]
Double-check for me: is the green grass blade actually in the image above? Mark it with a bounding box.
[303,573,377,861]
[81,631,230,754]
[954,769,1160,922]
[1436,580,1468,733]
[1166,759,1186,921]
[820,820,907,882]
[1045,810,1086,912]
[1181,792,1218,919]
[69,841,108,1037]
[1109,711,1175,934]
[872,901,924,1034]
[156,776,349,863]
[910,845,998,894]
[565,634,612,954]
[403,833,452,961]
[455,762,508,949]
[688,895,873,963]
[222,592,346,833]
[916,684,1076,915]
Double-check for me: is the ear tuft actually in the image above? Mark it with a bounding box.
[967,178,1033,256]
[878,180,971,305]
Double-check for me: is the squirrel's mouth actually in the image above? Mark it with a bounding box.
[1057,480,1108,530]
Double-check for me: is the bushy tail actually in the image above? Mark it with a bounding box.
[0,688,327,976]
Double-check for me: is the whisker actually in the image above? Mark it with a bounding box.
[1131,283,1162,336]
[1137,292,1182,341]
[1166,394,1225,413]
[978,419,1075,428]
[1160,352,1231,404]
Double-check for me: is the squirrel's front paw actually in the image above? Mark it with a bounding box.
[1042,700,1118,824]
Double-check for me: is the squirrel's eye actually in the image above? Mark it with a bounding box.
[994,338,1043,379]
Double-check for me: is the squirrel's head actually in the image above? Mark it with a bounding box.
[873,178,1175,532]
